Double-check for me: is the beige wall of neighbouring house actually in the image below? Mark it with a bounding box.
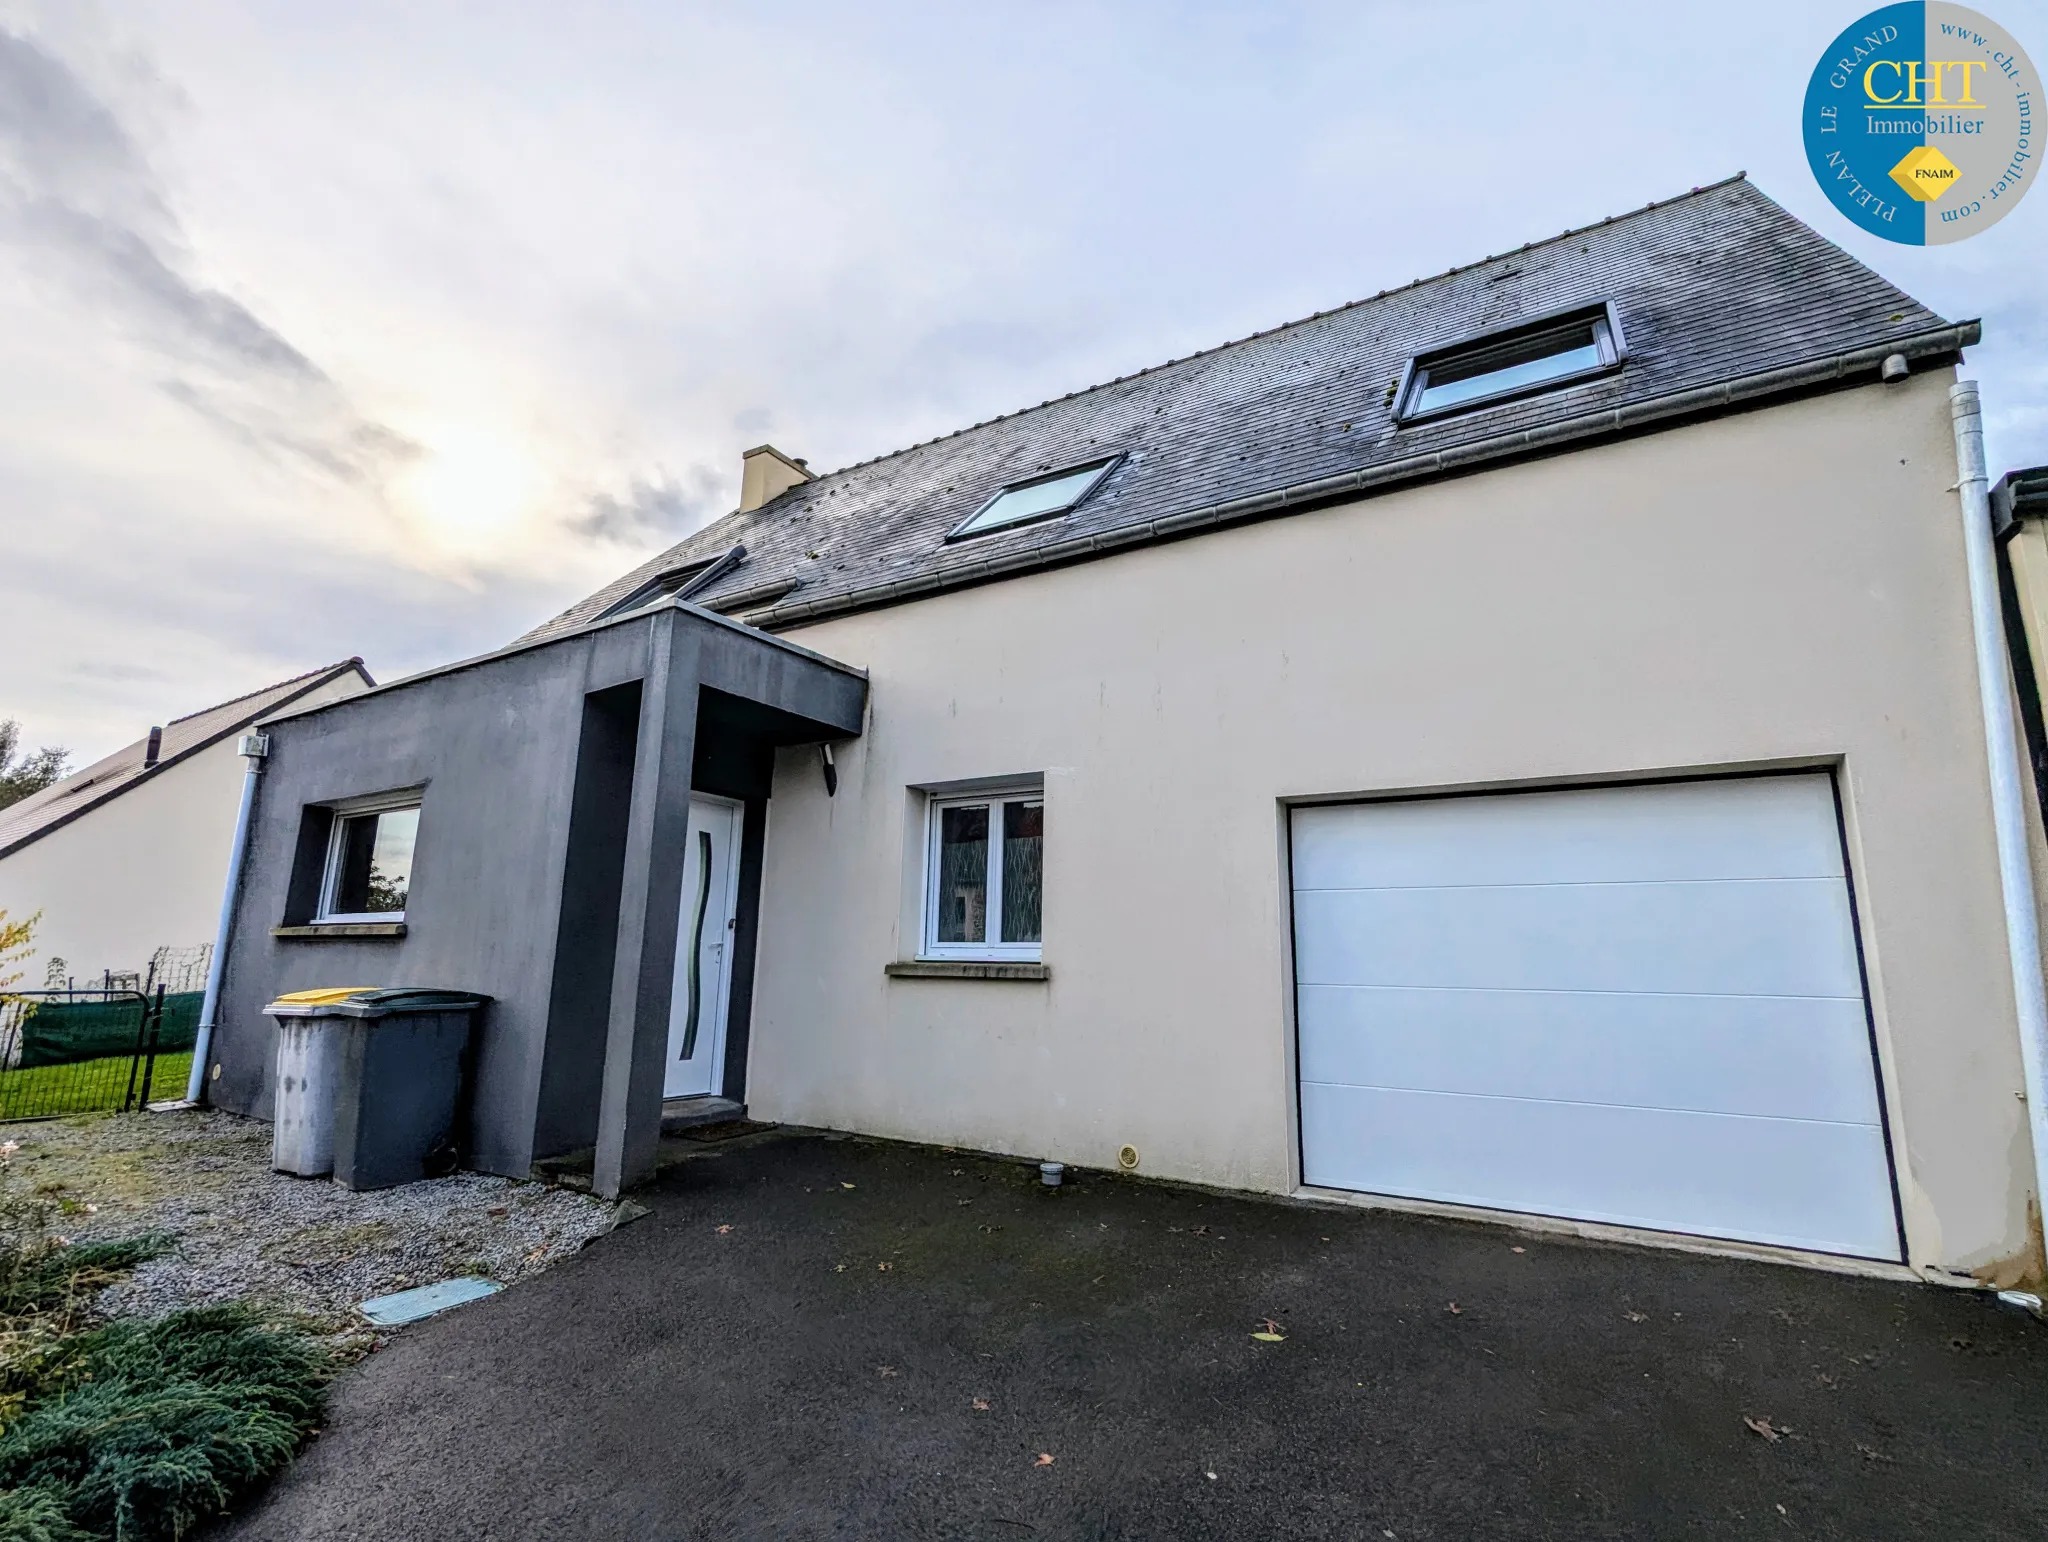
[743,367,2042,1283]
[0,675,366,990]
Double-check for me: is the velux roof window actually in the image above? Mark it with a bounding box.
[596,547,743,621]
[949,458,1118,540]
[1397,304,1623,422]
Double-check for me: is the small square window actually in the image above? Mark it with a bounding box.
[1397,306,1622,422]
[318,802,420,922]
[923,788,1043,959]
[948,459,1117,540]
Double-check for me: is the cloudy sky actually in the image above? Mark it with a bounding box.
[3,0,2044,763]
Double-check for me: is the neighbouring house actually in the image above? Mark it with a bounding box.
[0,662,374,993]
[1995,466,2048,821]
[207,175,2045,1286]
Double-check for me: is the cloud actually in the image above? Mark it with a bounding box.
[567,466,727,544]
[0,24,416,490]
[65,660,169,685]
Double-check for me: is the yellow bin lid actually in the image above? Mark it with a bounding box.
[269,987,378,1006]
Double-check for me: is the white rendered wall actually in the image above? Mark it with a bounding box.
[741,371,2039,1283]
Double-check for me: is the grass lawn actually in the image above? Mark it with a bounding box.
[0,1052,194,1122]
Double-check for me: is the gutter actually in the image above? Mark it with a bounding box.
[1950,382,2048,1269]
[705,577,802,617]
[746,320,1980,633]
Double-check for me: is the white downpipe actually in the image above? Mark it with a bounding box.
[185,738,267,1104]
[1951,380,2048,1254]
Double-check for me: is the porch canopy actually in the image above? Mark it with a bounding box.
[210,600,865,1198]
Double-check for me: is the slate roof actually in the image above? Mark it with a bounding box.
[0,661,373,859]
[525,175,1971,642]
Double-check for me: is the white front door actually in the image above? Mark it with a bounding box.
[664,795,742,1100]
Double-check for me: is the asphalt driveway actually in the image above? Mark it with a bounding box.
[219,1130,2048,1540]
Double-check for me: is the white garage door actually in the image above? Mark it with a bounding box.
[1291,774,1900,1260]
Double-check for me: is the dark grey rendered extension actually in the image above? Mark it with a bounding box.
[208,601,864,1197]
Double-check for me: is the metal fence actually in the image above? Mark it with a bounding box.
[0,987,181,1122]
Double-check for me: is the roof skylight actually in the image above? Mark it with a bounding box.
[596,546,745,621]
[949,458,1118,539]
[1398,305,1622,422]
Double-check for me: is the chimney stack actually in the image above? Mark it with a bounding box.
[739,444,812,513]
[143,726,162,768]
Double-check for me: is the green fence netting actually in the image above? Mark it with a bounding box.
[17,992,202,1068]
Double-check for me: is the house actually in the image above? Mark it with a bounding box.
[0,662,373,991]
[206,175,2044,1285]
[1995,465,2048,817]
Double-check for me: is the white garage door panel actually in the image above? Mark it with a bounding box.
[1296,986,1882,1125]
[1293,879,1863,998]
[1292,775,1900,1261]
[1299,1082,1901,1259]
[1290,777,1845,890]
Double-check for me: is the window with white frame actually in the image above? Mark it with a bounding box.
[1396,304,1622,422]
[923,788,1043,959]
[317,799,421,922]
[947,458,1117,540]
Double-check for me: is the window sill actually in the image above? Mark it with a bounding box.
[885,960,1049,982]
[272,923,408,941]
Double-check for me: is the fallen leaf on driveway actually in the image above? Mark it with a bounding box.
[842,1182,857,1190]
[1204,1470,1217,1480]
[972,1397,992,1411]
[878,1261,892,1272]
[1034,1453,1055,1467]
[878,1366,898,1378]
[1744,1416,1790,1443]
[715,1224,733,1235]
[1252,1317,1287,1342]
[1624,1311,1648,1323]
[1511,1246,1526,1255]
[1447,1303,1462,1316]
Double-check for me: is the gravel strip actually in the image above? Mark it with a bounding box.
[0,1109,617,1338]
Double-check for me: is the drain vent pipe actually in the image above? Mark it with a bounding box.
[1952,380,2048,1250]
[185,732,269,1104]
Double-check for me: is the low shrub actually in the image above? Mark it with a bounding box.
[0,1307,328,1541]
[0,1235,167,1323]
[0,1194,329,1540]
